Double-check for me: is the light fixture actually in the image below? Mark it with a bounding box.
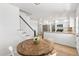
[34,3,40,5]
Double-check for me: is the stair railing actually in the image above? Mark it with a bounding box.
[19,15,36,37]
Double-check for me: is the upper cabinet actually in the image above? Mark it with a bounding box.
[42,18,75,34]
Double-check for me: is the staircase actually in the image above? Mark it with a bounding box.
[19,15,36,37]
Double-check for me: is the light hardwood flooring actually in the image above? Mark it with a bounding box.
[53,43,78,56]
[14,42,78,56]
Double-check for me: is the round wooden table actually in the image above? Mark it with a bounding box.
[17,39,54,56]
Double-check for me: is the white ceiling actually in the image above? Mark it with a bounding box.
[11,3,79,18]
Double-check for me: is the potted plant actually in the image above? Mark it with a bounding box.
[33,36,40,44]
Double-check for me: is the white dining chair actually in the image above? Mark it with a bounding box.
[8,46,14,56]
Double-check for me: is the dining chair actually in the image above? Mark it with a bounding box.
[8,46,14,56]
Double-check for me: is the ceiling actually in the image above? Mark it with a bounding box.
[11,3,79,19]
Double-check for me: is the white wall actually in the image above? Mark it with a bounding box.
[44,32,76,48]
[0,4,24,55]
[76,6,79,55]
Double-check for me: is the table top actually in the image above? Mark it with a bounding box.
[17,39,54,56]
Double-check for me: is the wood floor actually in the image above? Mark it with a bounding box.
[53,43,78,56]
[15,42,78,56]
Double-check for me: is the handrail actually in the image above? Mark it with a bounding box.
[19,15,36,37]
